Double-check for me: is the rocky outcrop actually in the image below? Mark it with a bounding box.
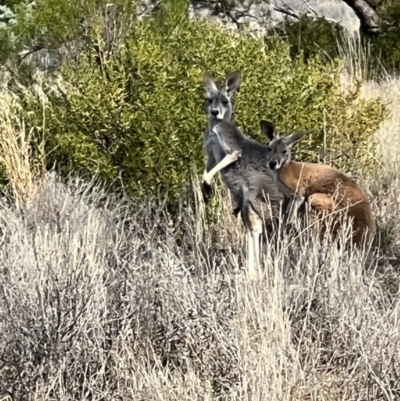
[138,0,383,37]
[188,0,361,36]
[138,0,364,36]
[343,0,382,33]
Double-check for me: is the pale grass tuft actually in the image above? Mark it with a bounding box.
[360,77,400,166]
[0,92,45,206]
[338,32,372,87]
[338,32,400,168]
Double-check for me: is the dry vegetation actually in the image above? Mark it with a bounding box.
[1,48,400,401]
[0,94,45,208]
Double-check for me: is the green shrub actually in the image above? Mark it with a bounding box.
[13,0,387,200]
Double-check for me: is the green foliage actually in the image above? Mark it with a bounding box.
[0,0,137,67]
[13,0,387,200]
[275,11,400,77]
[1,0,78,65]
[0,4,19,64]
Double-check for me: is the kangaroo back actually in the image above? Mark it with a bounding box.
[299,169,376,247]
[337,181,376,246]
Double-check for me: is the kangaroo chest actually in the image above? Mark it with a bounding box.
[205,126,226,164]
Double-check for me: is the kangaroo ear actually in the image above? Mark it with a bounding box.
[225,71,242,97]
[203,71,218,96]
[284,132,305,148]
[260,120,278,142]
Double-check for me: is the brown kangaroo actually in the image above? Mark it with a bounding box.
[260,120,376,248]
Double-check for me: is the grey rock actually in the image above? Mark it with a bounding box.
[189,0,360,37]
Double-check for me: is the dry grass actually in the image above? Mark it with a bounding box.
[338,32,372,84]
[337,31,400,168]
[0,92,45,207]
[0,168,399,400]
[360,76,400,167]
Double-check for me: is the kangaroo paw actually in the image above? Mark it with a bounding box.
[201,181,214,203]
[232,206,240,216]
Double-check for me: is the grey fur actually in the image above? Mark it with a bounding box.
[201,71,285,222]
[261,119,307,222]
[201,71,289,276]
[261,119,305,171]
[211,120,285,229]
[201,71,243,200]
[206,120,290,277]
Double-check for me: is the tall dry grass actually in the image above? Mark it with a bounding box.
[338,32,400,168]
[0,93,45,207]
[360,77,400,167]
[0,168,399,400]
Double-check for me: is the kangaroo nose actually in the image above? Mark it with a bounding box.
[269,160,277,170]
[211,109,219,117]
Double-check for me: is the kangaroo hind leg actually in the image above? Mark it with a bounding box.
[246,206,262,279]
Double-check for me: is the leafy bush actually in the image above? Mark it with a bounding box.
[0,0,137,72]
[0,4,19,64]
[11,0,387,200]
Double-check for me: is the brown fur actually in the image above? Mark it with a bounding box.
[278,161,376,247]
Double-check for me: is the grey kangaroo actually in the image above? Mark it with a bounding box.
[201,70,243,208]
[201,117,288,276]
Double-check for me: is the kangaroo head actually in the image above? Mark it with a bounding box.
[260,120,305,171]
[202,71,242,121]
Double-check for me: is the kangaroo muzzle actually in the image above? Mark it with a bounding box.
[269,160,281,170]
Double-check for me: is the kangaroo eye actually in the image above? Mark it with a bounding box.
[222,100,229,106]
[282,150,287,155]
[207,99,213,104]
[267,147,272,152]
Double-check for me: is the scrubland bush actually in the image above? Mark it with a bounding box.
[7,0,386,200]
[267,15,345,64]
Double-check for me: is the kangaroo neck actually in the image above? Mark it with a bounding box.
[277,161,302,193]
